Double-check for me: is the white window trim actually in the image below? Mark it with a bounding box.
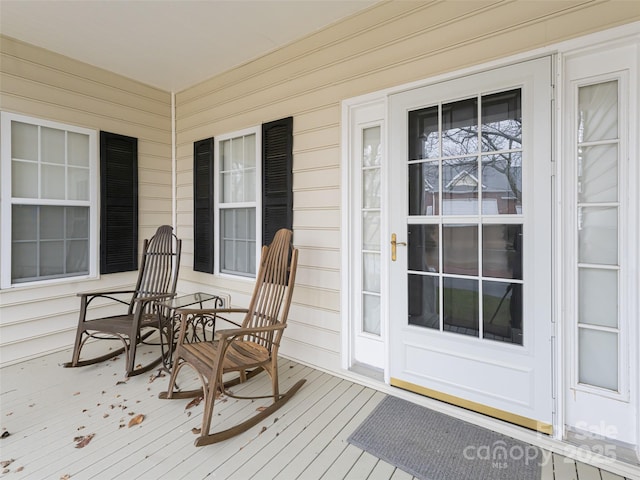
[0,112,99,289]
[213,125,262,278]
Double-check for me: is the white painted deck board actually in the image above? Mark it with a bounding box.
[0,346,634,480]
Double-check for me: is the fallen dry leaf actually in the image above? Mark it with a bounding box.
[256,406,267,412]
[73,392,81,396]
[128,414,145,427]
[1,459,15,468]
[259,426,267,434]
[185,397,203,410]
[1,431,10,439]
[15,466,23,472]
[60,475,71,480]
[74,433,95,448]
[191,427,201,435]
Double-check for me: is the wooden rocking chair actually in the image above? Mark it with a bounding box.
[159,228,304,446]
[63,225,182,377]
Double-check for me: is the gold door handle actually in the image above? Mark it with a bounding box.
[391,233,407,261]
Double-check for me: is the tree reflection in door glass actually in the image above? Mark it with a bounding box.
[443,277,479,337]
[442,157,479,215]
[481,153,522,214]
[481,89,521,152]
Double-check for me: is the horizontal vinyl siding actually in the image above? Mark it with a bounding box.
[175,1,639,371]
[0,36,172,366]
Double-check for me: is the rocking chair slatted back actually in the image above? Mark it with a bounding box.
[243,228,296,349]
[132,225,181,315]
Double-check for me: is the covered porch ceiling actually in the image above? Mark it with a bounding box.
[0,0,379,92]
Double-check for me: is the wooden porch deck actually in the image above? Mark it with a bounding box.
[0,345,635,480]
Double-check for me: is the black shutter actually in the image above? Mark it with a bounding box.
[100,131,138,273]
[193,137,215,273]
[262,117,293,246]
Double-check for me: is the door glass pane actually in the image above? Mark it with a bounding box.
[362,211,380,250]
[363,127,381,166]
[483,280,522,345]
[578,144,617,203]
[409,106,439,160]
[481,89,521,152]
[578,206,617,265]
[408,273,439,329]
[579,268,617,328]
[481,152,522,214]
[579,328,618,391]
[363,294,380,335]
[442,98,478,157]
[443,157,478,215]
[482,224,522,279]
[407,224,439,273]
[409,161,439,215]
[443,225,478,276]
[443,277,479,337]
[578,81,618,142]
[363,168,380,208]
[363,252,380,293]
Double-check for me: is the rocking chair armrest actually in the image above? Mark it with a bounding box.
[217,323,285,341]
[77,289,136,299]
[76,290,137,308]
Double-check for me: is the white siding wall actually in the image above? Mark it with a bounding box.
[0,36,173,365]
[174,1,640,371]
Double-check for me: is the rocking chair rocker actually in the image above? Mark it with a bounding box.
[63,225,182,377]
[159,228,304,446]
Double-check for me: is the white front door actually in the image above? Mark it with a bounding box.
[388,57,554,432]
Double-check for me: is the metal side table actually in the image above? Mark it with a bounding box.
[155,292,224,371]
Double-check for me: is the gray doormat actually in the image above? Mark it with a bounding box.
[348,396,544,480]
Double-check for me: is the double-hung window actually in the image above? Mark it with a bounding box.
[216,128,260,277]
[1,112,98,288]
[193,117,293,277]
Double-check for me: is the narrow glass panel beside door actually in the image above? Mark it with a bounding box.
[361,126,381,336]
[576,80,620,393]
